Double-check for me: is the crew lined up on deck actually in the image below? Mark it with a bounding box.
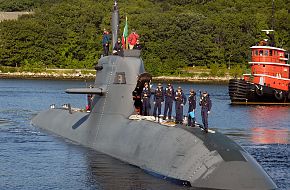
[137,82,212,132]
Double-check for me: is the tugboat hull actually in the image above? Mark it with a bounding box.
[229,79,290,104]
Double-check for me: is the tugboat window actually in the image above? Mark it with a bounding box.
[114,72,126,84]
[269,50,273,56]
[265,50,269,56]
[259,50,263,56]
[255,50,258,56]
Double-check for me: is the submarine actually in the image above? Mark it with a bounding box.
[32,1,277,189]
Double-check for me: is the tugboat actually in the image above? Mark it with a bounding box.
[229,30,290,104]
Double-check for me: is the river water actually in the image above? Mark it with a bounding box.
[0,79,289,190]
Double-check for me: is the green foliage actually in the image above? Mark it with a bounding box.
[0,0,39,11]
[0,0,289,75]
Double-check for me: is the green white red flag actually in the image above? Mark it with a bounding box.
[122,16,128,49]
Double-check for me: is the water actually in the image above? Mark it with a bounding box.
[0,79,289,190]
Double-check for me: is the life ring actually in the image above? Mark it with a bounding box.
[274,90,283,100]
[255,85,263,96]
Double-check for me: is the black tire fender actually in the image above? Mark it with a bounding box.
[274,90,283,100]
[255,85,263,96]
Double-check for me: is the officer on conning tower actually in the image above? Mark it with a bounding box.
[175,86,186,124]
[153,83,164,122]
[163,83,174,121]
[199,91,212,133]
[188,89,196,127]
[141,82,151,116]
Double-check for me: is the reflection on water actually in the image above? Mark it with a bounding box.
[248,106,290,125]
[251,128,289,144]
[246,106,290,144]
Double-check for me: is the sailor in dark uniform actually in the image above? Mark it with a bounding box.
[141,82,151,116]
[153,83,164,121]
[132,86,142,115]
[188,89,196,127]
[163,83,174,120]
[199,91,212,133]
[174,86,187,124]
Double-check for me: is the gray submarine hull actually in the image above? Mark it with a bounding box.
[32,55,277,189]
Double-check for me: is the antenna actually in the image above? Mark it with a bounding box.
[271,0,275,30]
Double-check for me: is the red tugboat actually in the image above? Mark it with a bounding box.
[229,30,290,104]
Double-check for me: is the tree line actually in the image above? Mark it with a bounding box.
[0,0,289,76]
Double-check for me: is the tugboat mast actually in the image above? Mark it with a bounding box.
[271,0,275,30]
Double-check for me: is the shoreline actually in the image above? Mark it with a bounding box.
[0,72,236,83]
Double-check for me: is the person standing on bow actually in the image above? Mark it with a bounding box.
[199,91,212,133]
[153,83,164,121]
[188,89,196,127]
[174,86,187,124]
[141,82,151,116]
[163,83,174,121]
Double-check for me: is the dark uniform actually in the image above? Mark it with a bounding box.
[199,92,212,133]
[133,40,142,50]
[113,38,123,55]
[188,90,196,127]
[153,84,164,120]
[102,30,110,56]
[175,87,187,124]
[132,86,142,115]
[141,84,151,116]
[163,84,174,120]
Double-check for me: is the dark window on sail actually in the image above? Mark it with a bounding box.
[114,72,126,84]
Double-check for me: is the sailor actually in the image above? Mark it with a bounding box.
[102,29,110,56]
[188,89,196,127]
[113,38,123,55]
[132,86,142,115]
[128,29,139,50]
[174,86,187,124]
[163,83,174,121]
[141,82,151,116]
[86,85,94,111]
[153,83,164,121]
[133,39,142,50]
[199,91,212,133]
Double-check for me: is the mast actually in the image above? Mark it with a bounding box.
[271,0,275,30]
[111,0,119,51]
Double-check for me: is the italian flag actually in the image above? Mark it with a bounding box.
[122,16,128,49]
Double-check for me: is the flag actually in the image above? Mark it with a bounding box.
[122,16,128,49]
